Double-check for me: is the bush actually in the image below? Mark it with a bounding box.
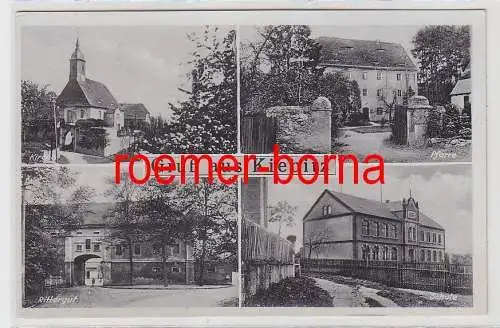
[245,277,332,307]
[345,111,370,127]
[75,118,106,128]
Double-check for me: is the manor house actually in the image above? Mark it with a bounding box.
[303,190,445,263]
[317,37,418,122]
[33,202,194,286]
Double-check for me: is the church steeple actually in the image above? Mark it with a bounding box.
[69,38,86,82]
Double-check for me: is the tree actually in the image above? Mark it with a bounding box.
[241,25,322,111]
[241,25,360,133]
[137,182,193,286]
[426,107,442,138]
[303,231,330,260]
[268,200,297,237]
[411,26,470,105]
[160,27,237,154]
[182,180,237,285]
[104,174,143,286]
[459,103,472,139]
[21,80,58,163]
[441,103,461,138]
[22,167,93,301]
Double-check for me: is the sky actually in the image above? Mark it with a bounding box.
[22,25,422,119]
[266,165,473,255]
[21,26,232,119]
[240,25,423,67]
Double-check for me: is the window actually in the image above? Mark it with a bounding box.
[419,231,425,241]
[116,244,122,256]
[345,71,351,79]
[172,244,180,255]
[382,247,388,261]
[409,249,415,262]
[93,231,100,235]
[433,250,437,262]
[439,251,443,262]
[426,232,431,242]
[377,71,382,80]
[362,220,369,235]
[362,72,368,80]
[76,244,82,252]
[171,267,180,273]
[377,89,383,97]
[86,271,90,279]
[392,225,398,239]
[376,107,383,115]
[375,222,380,236]
[396,73,401,81]
[464,95,470,106]
[152,243,162,255]
[413,228,417,241]
[77,231,83,235]
[152,267,160,273]
[382,224,388,238]
[93,243,100,252]
[361,245,370,260]
[85,239,91,250]
[134,245,141,256]
[432,233,437,243]
[397,89,402,97]
[391,247,398,261]
[438,234,442,244]
[427,250,431,262]
[408,227,412,241]
[80,109,85,119]
[420,250,425,262]
[362,89,367,96]
[372,246,379,260]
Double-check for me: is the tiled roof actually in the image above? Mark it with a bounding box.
[317,37,417,71]
[450,78,471,96]
[120,103,150,120]
[80,79,119,109]
[327,190,444,230]
[27,202,115,225]
[328,190,398,220]
[57,78,118,110]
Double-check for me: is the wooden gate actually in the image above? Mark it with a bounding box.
[242,113,277,153]
[392,105,407,145]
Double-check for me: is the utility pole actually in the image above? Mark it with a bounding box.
[51,98,58,162]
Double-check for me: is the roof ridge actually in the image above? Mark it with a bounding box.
[317,36,403,46]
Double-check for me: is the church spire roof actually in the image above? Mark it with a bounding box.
[70,37,85,61]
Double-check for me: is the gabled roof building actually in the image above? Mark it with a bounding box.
[56,39,150,131]
[317,37,419,122]
[303,190,445,263]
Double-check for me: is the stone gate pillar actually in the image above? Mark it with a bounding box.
[407,96,432,146]
[309,96,332,153]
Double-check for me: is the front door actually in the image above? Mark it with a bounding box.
[362,107,369,119]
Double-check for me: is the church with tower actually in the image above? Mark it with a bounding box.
[302,189,446,263]
[56,39,150,131]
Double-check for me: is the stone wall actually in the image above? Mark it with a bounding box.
[258,97,333,153]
